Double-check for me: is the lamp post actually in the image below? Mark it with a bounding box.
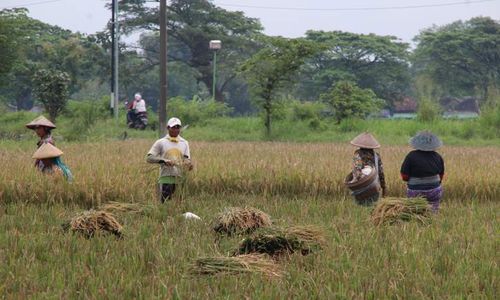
[209,40,221,101]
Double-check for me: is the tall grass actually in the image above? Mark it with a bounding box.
[0,195,497,298]
[1,140,498,205]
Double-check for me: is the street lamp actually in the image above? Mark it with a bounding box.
[209,40,221,101]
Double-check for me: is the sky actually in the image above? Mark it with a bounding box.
[1,0,499,44]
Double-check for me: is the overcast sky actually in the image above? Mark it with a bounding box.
[2,0,499,44]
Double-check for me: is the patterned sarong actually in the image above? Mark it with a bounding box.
[407,185,443,212]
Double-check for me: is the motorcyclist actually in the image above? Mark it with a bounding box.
[127,93,148,129]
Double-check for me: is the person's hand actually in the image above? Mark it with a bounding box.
[183,160,194,171]
[160,159,174,166]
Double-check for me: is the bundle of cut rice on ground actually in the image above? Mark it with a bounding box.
[371,197,432,226]
[212,207,272,236]
[235,225,326,257]
[98,201,154,215]
[191,254,282,277]
[62,209,123,238]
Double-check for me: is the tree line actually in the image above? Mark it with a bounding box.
[1,0,499,132]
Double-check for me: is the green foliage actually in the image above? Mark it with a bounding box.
[241,37,322,137]
[413,17,500,103]
[119,0,263,102]
[300,30,411,106]
[32,69,70,122]
[290,100,326,121]
[417,98,440,123]
[320,81,384,123]
[414,76,441,123]
[0,9,27,81]
[167,96,232,126]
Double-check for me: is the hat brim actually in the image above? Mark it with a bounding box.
[350,141,380,149]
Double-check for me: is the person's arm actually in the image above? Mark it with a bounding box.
[400,154,411,182]
[146,140,166,164]
[377,154,387,197]
[182,141,193,170]
[439,154,445,182]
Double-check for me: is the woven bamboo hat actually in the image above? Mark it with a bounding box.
[410,131,442,151]
[32,143,63,159]
[26,116,56,129]
[350,132,381,149]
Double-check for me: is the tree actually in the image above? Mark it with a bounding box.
[320,81,384,124]
[241,37,320,136]
[299,30,411,107]
[0,9,26,81]
[0,10,108,110]
[413,17,500,105]
[118,0,263,102]
[32,69,70,122]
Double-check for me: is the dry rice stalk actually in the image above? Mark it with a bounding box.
[191,254,282,277]
[212,207,272,236]
[236,225,326,257]
[62,209,123,238]
[99,201,153,215]
[371,197,431,226]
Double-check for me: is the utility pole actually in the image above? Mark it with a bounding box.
[159,0,168,136]
[110,0,115,116]
[113,0,119,120]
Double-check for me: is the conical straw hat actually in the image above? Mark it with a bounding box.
[32,143,63,159]
[26,116,56,129]
[409,131,442,151]
[350,132,380,149]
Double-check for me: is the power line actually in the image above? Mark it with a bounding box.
[1,0,67,9]
[215,0,498,11]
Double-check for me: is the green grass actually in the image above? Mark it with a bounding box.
[0,194,497,298]
[1,111,499,146]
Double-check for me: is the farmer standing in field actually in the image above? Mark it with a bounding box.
[348,132,387,205]
[400,131,445,212]
[146,117,193,202]
[26,115,56,170]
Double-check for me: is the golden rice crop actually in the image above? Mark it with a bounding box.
[371,197,432,226]
[191,254,282,277]
[62,209,123,238]
[212,206,272,236]
[0,140,498,205]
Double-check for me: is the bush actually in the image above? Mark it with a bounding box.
[167,96,232,126]
[61,98,110,141]
[320,81,384,124]
[290,100,326,121]
[479,104,500,138]
[417,98,440,123]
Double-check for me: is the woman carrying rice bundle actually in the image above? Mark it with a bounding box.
[401,131,444,213]
[26,115,56,170]
[348,132,386,205]
[32,143,73,181]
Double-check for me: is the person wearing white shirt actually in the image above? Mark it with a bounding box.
[133,93,147,113]
[146,117,193,202]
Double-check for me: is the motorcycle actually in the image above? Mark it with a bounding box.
[127,108,148,130]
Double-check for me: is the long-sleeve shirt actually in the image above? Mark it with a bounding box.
[146,135,191,178]
[400,150,444,189]
[352,149,386,192]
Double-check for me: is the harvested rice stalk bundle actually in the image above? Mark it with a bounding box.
[371,197,431,226]
[191,254,282,277]
[212,207,272,236]
[99,201,154,215]
[62,210,123,238]
[236,226,326,257]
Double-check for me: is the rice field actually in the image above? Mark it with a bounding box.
[0,140,498,298]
